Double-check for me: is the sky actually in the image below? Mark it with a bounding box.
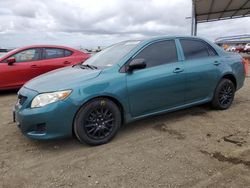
[0,0,249,48]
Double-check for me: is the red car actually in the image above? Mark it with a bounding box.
[0,45,90,90]
[235,45,245,53]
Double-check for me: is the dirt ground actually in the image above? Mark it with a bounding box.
[0,78,250,188]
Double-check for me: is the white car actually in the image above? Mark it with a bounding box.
[226,46,236,52]
[244,43,250,52]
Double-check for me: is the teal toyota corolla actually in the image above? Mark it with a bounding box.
[14,36,245,145]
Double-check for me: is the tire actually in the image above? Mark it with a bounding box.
[211,79,235,110]
[74,98,121,146]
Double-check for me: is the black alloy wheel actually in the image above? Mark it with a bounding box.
[218,82,234,107]
[211,79,235,110]
[84,106,115,140]
[74,98,121,145]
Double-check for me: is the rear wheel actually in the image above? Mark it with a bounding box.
[74,98,121,145]
[211,79,235,110]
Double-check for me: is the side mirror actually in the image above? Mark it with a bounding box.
[7,57,16,65]
[127,58,146,72]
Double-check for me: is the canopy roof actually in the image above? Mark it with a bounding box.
[195,0,250,23]
[215,34,250,44]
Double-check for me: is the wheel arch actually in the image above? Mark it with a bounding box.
[221,73,237,88]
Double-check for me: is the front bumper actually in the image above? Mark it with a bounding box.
[14,87,78,140]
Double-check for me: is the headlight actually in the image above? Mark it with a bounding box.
[31,90,72,108]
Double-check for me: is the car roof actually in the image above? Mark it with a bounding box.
[120,35,213,46]
[143,35,209,42]
[0,45,82,61]
[16,44,78,51]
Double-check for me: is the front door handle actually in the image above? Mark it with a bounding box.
[173,67,184,73]
[213,61,221,66]
[30,65,38,68]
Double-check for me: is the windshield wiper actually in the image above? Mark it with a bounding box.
[72,62,82,67]
[81,64,98,69]
[74,64,98,70]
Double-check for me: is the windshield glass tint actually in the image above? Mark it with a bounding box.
[83,41,141,68]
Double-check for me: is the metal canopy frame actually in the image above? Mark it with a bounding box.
[215,34,250,44]
[191,0,250,36]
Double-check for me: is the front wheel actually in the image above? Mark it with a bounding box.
[74,98,121,146]
[211,79,235,110]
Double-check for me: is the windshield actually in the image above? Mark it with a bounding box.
[82,40,141,68]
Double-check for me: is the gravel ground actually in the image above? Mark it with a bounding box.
[0,77,250,188]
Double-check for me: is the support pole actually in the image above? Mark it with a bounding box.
[191,0,197,36]
[194,19,197,36]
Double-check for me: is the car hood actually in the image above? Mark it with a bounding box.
[24,66,102,92]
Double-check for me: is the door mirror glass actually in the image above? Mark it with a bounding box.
[127,58,146,72]
[7,57,16,65]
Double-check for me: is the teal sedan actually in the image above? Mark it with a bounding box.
[14,36,245,145]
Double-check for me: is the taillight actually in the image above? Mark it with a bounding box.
[242,58,249,77]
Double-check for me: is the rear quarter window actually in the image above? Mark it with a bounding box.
[64,50,73,57]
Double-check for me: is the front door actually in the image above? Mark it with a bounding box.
[0,48,41,88]
[126,40,186,117]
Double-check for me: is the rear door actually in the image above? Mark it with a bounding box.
[179,38,222,103]
[39,48,75,74]
[0,48,42,88]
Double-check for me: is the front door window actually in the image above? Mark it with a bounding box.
[11,49,40,62]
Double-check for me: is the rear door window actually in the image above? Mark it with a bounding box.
[44,48,65,59]
[43,48,73,59]
[180,39,217,60]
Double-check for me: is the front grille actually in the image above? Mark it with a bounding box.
[18,94,27,105]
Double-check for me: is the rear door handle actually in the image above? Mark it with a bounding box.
[213,61,221,66]
[30,65,38,68]
[173,67,184,73]
[63,61,71,64]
